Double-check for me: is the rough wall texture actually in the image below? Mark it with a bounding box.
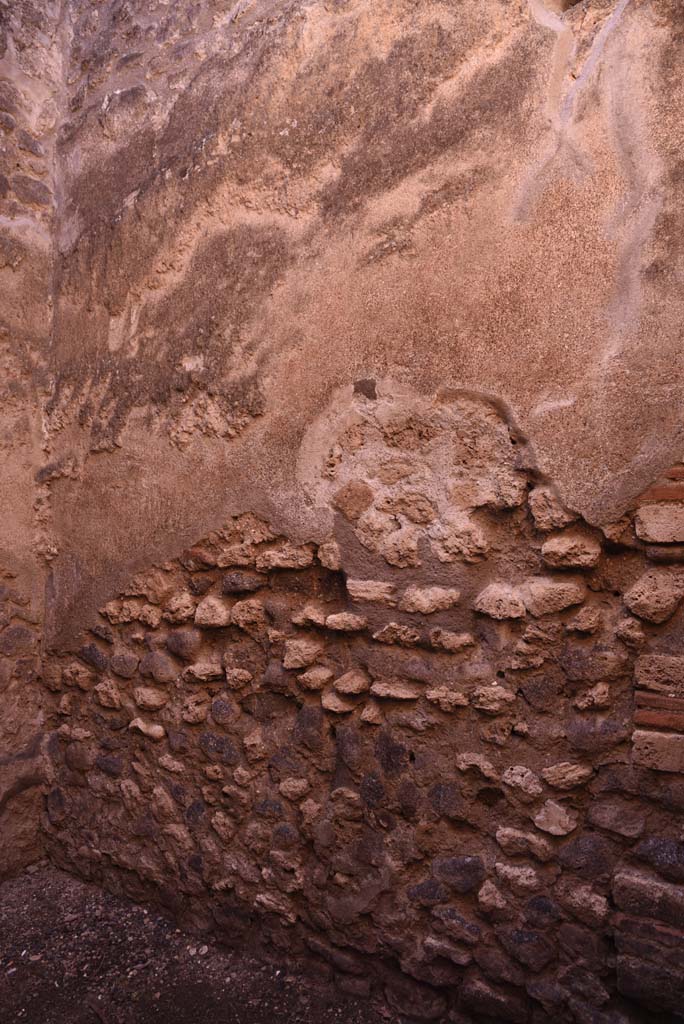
[2,0,684,1021]
[0,0,63,877]
[43,391,684,1022]
[44,0,684,642]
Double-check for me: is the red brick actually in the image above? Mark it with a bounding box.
[638,484,684,501]
[636,692,684,711]
[634,709,684,733]
[645,545,684,564]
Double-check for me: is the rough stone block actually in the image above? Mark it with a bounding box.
[635,503,684,544]
[521,578,586,616]
[398,585,460,613]
[533,800,578,836]
[587,798,645,838]
[370,678,422,700]
[433,855,486,893]
[541,530,601,569]
[460,974,528,1023]
[617,954,684,1017]
[624,569,684,624]
[372,622,421,646]
[345,578,396,605]
[325,612,366,631]
[613,868,684,929]
[333,669,370,695]
[473,583,526,620]
[428,628,475,652]
[529,486,577,532]
[633,730,684,773]
[634,837,684,883]
[283,638,323,669]
[194,595,232,627]
[635,654,684,694]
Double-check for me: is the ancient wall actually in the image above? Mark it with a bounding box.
[42,0,684,644]
[2,0,684,1020]
[44,388,684,1023]
[0,0,63,878]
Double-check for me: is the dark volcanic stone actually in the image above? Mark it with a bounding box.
[433,855,485,893]
[558,923,608,966]
[360,773,386,808]
[166,628,202,662]
[79,643,109,672]
[617,955,684,1018]
[272,823,299,849]
[560,645,628,683]
[474,945,525,987]
[397,779,421,820]
[558,834,617,882]
[428,783,465,821]
[255,798,284,820]
[185,800,206,827]
[335,727,363,772]
[461,974,528,1023]
[210,697,234,727]
[65,742,94,772]
[587,798,645,838]
[90,623,114,644]
[263,658,291,694]
[222,570,265,594]
[242,692,294,722]
[139,650,178,683]
[167,729,191,753]
[110,651,139,678]
[292,706,327,750]
[634,837,684,883]
[407,878,448,907]
[565,716,630,754]
[497,928,556,972]
[558,965,610,1007]
[517,671,564,712]
[198,732,239,765]
[267,746,304,781]
[526,977,566,1012]
[431,906,481,945]
[95,754,123,778]
[0,625,33,656]
[375,730,409,777]
[523,895,563,928]
[12,174,51,206]
[188,573,215,595]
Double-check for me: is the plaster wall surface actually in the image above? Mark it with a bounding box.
[2,1,684,1021]
[0,0,63,878]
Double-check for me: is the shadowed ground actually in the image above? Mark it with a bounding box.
[0,866,391,1024]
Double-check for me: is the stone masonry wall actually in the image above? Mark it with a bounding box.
[43,391,684,1023]
[2,0,684,1020]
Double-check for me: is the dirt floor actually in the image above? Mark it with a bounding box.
[0,865,395,1024]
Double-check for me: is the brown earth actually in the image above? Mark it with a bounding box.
[0,865,392,1024]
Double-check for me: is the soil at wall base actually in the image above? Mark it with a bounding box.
[0,866,392,1024]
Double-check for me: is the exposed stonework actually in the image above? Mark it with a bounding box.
[38,394,684,1023]
[2,0,684,1019]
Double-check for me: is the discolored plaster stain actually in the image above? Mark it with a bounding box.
[2,4,684,1019]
